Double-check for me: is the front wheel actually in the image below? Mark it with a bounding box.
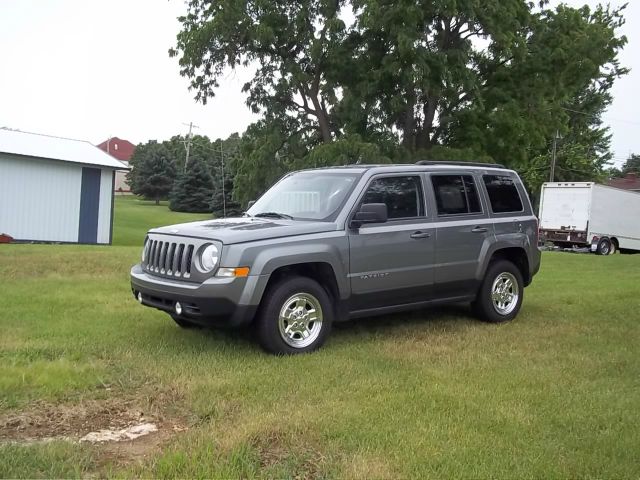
[256,276,333,354]
[596,237,612,255]
[472,260,524,323]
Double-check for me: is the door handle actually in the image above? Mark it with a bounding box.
[410,231,431,239]
[471,226,488,233]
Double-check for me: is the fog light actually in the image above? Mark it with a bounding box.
[175,302,183,315]
[137,292,143,304]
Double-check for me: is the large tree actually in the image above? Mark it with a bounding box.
[172,0,627,202]
[170,0,349,145]
[127,141,177,204]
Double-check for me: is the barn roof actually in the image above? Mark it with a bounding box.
[0,128,129,170]
[96,137,136,162]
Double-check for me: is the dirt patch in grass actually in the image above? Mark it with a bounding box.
[0,390,189,469]
[1,398,147,441]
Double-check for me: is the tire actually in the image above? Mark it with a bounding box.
[170,314,201,329]
[596,238,611,256]
[472,260,524,323]
[609,240,617,255]
[256,276,333,355]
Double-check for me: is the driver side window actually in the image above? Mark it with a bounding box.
[361,176,425,219]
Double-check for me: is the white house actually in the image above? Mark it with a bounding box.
[0,128,128,244]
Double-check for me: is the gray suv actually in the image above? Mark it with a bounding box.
[131,162,541,354]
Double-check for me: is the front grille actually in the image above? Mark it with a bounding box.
[146,239,194,278]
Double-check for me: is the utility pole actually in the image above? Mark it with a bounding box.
[182,122,199,170]
[550,129,559,182]
[220,141,226,218]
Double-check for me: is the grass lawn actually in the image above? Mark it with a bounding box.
[112,196,212,246]
[1,197,639,478]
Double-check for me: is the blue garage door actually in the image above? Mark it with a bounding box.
[78,167,101,243]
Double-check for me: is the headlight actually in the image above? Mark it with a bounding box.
[141,237,150,263]
[198,244,220,272]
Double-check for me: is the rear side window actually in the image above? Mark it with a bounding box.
[431,175,482,215]
[361,176,425,219]
[483,175,523,213]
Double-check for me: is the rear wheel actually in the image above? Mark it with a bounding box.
[256,276,333,354]
[472,260,524,323]
[596,237,612,255]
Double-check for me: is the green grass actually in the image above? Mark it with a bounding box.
[1,197,639,478]
[112,195,211,246]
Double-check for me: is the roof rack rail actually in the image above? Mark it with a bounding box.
[415,160,506,168]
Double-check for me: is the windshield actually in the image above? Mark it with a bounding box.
[247,171,361,221]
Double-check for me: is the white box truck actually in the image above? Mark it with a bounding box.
[538,182,640,255]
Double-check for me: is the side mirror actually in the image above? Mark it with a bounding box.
[351,203,388,227]
[247,200,256,208]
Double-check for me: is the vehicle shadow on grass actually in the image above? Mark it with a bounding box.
[143,304,479,354]
[331,304,477,337]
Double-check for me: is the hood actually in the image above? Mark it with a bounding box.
[149,217,338,244]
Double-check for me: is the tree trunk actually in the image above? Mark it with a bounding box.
[310,95,332,143]
[417,97,438,149]
[401,98,416,150]
[155,198,160,205]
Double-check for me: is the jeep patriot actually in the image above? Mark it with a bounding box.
[131,162,541,354]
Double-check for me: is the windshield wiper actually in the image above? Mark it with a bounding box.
[254,212,294,220]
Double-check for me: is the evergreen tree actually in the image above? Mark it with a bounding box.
[169,156,214,213]
[209,135,243,216]
[210,168,242,217]
[127,141,177,204]
[621,154,640,176]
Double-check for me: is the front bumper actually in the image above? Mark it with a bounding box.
[130,264,260,327]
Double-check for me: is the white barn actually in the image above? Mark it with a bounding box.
[0,129,128,244]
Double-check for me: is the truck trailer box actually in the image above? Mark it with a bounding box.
[538,182,640,254]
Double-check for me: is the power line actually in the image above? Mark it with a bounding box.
[560,106,640,126]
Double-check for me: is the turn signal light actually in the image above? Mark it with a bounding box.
[216,267,250,278]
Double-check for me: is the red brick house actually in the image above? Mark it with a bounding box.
[96,137,136,193]
[607,173,640,192]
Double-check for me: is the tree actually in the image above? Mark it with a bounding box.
[170,0,349,145]
[210,135,243,217]
[173,1,627,199]
[621,154,640,176]
[127,141,177,204]
[169,156,214,213]
[232,120,304,206]
[453,4,626,176]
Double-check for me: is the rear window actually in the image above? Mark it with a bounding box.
[482,175,523,213]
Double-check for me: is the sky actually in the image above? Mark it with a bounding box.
[0,0,637,166]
